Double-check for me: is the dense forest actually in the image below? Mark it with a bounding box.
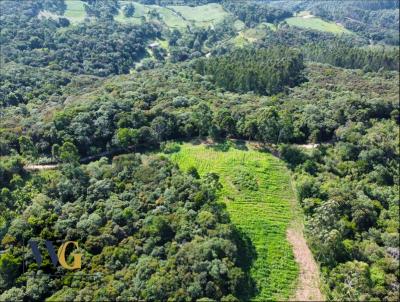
[1,154,248,301]
[268,0,399,45]
[0,0,399,301]
[222,1,292,27]
[193,48,306,95]
[306,0,400,45]
[0,4,161,76]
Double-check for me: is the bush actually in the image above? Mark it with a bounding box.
[161,141,181,154]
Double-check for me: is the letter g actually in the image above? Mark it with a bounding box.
[57,241,82,270]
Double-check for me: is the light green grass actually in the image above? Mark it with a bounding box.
[117,1,189,29]
[169,142,299,301]
[233,20,246,31]
[115,2,150,24]
[156,6,189,29]
[232,33,251,47]
[168,3,230,27]
[64,1,229,29]
[285,16,352,34]
[64,0,86,23]
[233,23,275,47]
[158,39,169,49]
[263,22,277,31]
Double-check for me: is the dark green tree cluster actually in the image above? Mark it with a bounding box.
[168,21,236,63]
[302,42,399,72]
[222,1,292,27]
[0,63,71,107]
[193,47,306,95]
[0,155,246,301]
[82,0,120,20]
[0,1,161,77]
[286,118,399,300]
[305,0,399,45]
[123,3,135,17]
[2,61,397,161]
[257,27,398,71]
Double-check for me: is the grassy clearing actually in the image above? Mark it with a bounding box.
[116,2,150,25]
[285,16,352,34]
[232,23,275,47]
[168,3,229,27]
[169,142,299,300]
[117,1,189,29]
[117,2,229,29]
[64,0,86,23]
[156,6,189,29]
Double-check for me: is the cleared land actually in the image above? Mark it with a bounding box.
[117,2,229,29]
[285,15,352,34]
[64,0,86,23]
[117,1,188,28]
[169,142,299,300]
[168,3,230,27]
[41,1,229,30]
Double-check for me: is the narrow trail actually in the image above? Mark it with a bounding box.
[288,176,325,301]
[24,164,58,171]
[287,228,324,301]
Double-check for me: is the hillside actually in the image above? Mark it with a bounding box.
[285,11,352,34]
[0,1,399,301]
[170,143,301,299]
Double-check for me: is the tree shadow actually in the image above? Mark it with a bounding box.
[231,139,248,151]
[232,226,259,300]
[190,137,204,145]
[207,140,231,152]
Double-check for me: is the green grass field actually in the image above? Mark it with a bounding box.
[116,2,229,29]
[285,16,352,34]
[168,3,230,27]
[232,23,276,47]
[118,2,189,28]
[169,142,299,300]
[64,0,86,23]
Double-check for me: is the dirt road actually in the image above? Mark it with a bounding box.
[287,228,324,301]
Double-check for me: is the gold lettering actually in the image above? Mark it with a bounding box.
[57,241,81,270]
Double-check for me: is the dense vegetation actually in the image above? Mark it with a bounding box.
[0,0,399,301]
[222,1,292,27]
[269,0,400,45]
[307,0,400,45]
[256,28,399,71]
[193,47,306,95]
[1,155,247,301]
[290,119,399,300]
[0,1,161,76]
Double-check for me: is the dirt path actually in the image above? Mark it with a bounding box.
[298,143,319,149]
[287,175,324,301]
[287,228,324,301]
[24,164,58,171]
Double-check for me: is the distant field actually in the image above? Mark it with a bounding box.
[116,1,151,25]
[64,0,86,23]
[168,3,230,27]
[285,16,352,34]
[117,1,189,28]
[169,142,299,300]
[233,23,274,46]
[117,2,229,29]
